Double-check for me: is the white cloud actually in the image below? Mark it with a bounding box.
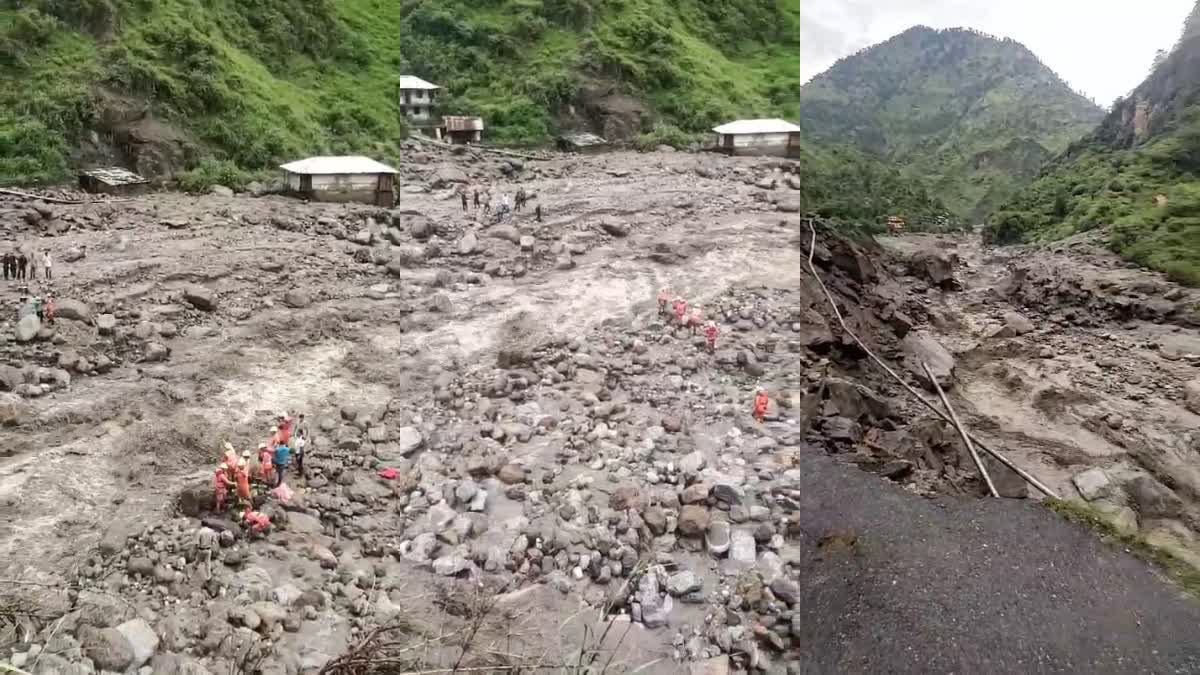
[801,0,1195,105]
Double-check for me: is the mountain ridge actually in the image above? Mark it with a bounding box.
[986,3,1200,285]
[800,26,1104,220]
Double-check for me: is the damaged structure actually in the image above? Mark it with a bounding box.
[279,156,397,207]
[556,132,609,155]
[78,167,149,196]
[712,119,802,158]
[439,116,484,144]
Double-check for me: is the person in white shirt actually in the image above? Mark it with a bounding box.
[42,250,52,280]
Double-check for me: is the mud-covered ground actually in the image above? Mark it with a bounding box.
[0,145,1199,674]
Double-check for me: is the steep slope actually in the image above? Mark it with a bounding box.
[800,26,1104,219]
[398,0,800,144]
[799,136,956,229]
[987,1,1200,285]
[0,0,401,186]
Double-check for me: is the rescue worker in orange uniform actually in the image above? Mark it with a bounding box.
[703,320,719,353]
[257,442,274,483]
[276,413,292,446]
[672,297,688,327]
[213,464,230,512]
[656,287,671,315]
[241,507,271,537]
[688,307,703,336]
[753,388,769,423]
[235,452,252,506]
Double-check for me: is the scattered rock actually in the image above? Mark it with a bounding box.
[900,331,956,391]
[183,285,217,311]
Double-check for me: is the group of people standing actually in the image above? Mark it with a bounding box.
[655,287,772,422]
[2,249,51,281]
[460,186,543,223]
[657,287,719,353]
[211,412,309,534]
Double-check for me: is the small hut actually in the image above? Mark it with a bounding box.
[279,156,397,207]
[78,167,149,196]
[711,119,802,158]
[440,116,484,144]
[556,132,608,155]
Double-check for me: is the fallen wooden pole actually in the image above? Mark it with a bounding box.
[923,362,999,497]
[0,188,133,204]
[409,135,549,162]
[802,218,1060,499]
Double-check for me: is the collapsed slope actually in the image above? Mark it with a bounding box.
[988,0,1200,285]
[0,0,401,186]
[800,26,1103,220]
[398,0,800,144]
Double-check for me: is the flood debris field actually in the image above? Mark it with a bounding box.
[1,145,1199,674]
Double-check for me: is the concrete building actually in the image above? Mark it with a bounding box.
[279,156,397,207]
[78,167,149,196]
[711,119,802,158]
[399,75,440,129]
[440,116,484,144]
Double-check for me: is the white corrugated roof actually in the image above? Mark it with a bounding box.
[399,75,440,90]
[712,119,802,135]
[279,156,398,175]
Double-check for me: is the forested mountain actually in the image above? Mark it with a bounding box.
[800,26,1104,220]
[799,136,955,229]
[987,0,1200,284]
[0,1,402,186]
[399,0,800,144]
[1,0,801,186]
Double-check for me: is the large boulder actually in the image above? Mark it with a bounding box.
[395,427,424,455]
[1126,474,1185,519]
[183,285,217,311]
[15,314,40,342]
[1185,379,1200,415]
[283,289,312,309]
[115,618,159,668]
[900,331,956,391]
[989,311,1035,338]
[1072,467,1113,501]
[909,249,958,288]
[54,299,93,323]
[433,165,469,188]
[79,626,134,671]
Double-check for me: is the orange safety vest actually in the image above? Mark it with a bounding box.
[236,467,251,500]
[753,392,769,418]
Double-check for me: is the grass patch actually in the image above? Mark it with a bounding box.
[1047,498,1200,599]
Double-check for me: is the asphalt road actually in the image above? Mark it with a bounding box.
[793,448,1200,674]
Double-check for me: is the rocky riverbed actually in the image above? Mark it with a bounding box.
[1,145,1199,674]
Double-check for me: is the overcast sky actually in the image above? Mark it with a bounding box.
[801,0,1196,106]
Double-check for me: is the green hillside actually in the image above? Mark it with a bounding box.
[800,26,1103,220]
[987,1,1200,285]
[398,0,800,144]
[0,0,401,186]
[799,136,957,230]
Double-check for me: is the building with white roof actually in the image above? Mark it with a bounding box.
[279,156,398,206]
[399,75,441,127]
[711,118,802,158]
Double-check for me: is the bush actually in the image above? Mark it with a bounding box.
[634,122,702,151]
[175,158,260,193]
